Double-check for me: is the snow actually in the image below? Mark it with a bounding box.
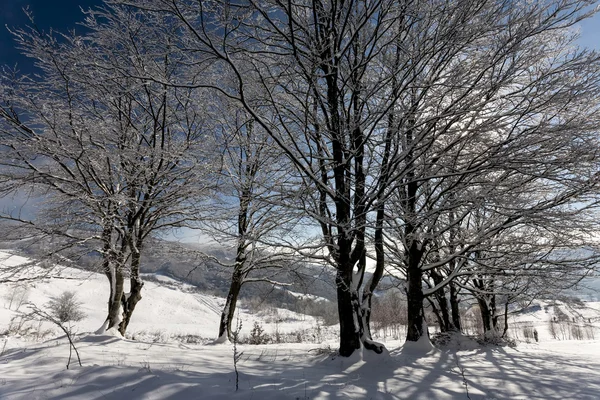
[0,251,324,342]
[401,333,436,354]
[2,251,600,399]
[2,336,600,399]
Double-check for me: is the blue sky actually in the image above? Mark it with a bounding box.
[1,0,102,73]
[579,9,600,49]
[1,1,600,73]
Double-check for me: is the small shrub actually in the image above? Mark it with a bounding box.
[476,335,517,348]
[173,334,206,344]
[47,291,86,324]
[584,324,596,340]
[548,320,558,339]
[3,285,29,311]
[522,326,535,342]
[571,324,584,341]
[553,307,570,323]
[28,292,86,369]
[247,321,270,345]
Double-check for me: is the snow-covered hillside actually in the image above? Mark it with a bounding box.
[506,299,600,342]
[2,251,600,399]
[0,251,327,343]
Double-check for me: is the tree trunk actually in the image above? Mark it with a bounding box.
[103,263,125,332]
[99,227,128,334]
[406,243,426,342]
[118,276,143,336]
[118,240,144,336]
[437,293,452,332]
[360,95,393,346]
[217,171,252,342]
[336,237,385,357]
[477,297,492,333]
[450,282,462,332]
[502,301,509,338]
[427,297,445,332]
[477,295,498,336]
[429,270,454,332]
[217,269,243,342]
[403,107,427,343]
[336,267,361,357]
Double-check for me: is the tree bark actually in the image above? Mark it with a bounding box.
[336,263,361,357]
[104,263,125,331]
[406,243,426,342]
[118,237,144,336]
[450,282,462,332]
[477,294,498,336]
[118,258,143,335]
[430,270,454,332]
[477,297,493,333]
[217,269,243,342]
[427,297,445,333]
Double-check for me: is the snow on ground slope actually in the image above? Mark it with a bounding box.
[2,251,600,399]
[507,299,600,342]
[0,251,324,342]
[1,335,600,399]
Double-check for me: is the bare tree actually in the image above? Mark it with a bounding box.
[381,0,600,344]
[205,106,305,342]
[0,4,213,335]
[121,0,418,357]
[114,0,600,354]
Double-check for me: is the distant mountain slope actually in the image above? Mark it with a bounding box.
[0,251,327,342]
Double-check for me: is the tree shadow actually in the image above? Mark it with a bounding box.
[1,338,599,399]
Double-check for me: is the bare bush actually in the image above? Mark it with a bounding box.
[548,321,558,340]
[3,284,29,311]
[26,291,86,369]
[47,291,86,325]
[571,324,584,341]
[584,324,596,340]
[246,322,270,345]
[295,298,339,326]
[370,291,407,339]
[522,326,536,342]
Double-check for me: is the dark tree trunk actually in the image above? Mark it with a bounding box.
[336,267,361,357]
[119,275,143,335]
[450,282,462,332]
[403,106,428,343]
[437,293,452,332]
[217,165,253,342]
[104,264,125,331]
[312,6,385,358]
[217,269,243,342]
[473,276,498,336]
[101,230,128,332]
[477,297,493,333]
[429,270,454,332]
[427,297,445,332]
[118,239,144,336]
[502,301,509,338]
[406,243,426,342]
[359,103,394,351]
[477,294,498,335]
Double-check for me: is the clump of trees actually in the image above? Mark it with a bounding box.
[2,0,600,358]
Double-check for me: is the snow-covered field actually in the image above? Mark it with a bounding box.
[0,251,325,343]
[2,251,600,399]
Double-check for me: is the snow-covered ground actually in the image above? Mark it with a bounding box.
[0,251,326,343]
[2,250,600,399]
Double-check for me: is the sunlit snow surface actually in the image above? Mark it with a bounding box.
[1,250,600,399]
